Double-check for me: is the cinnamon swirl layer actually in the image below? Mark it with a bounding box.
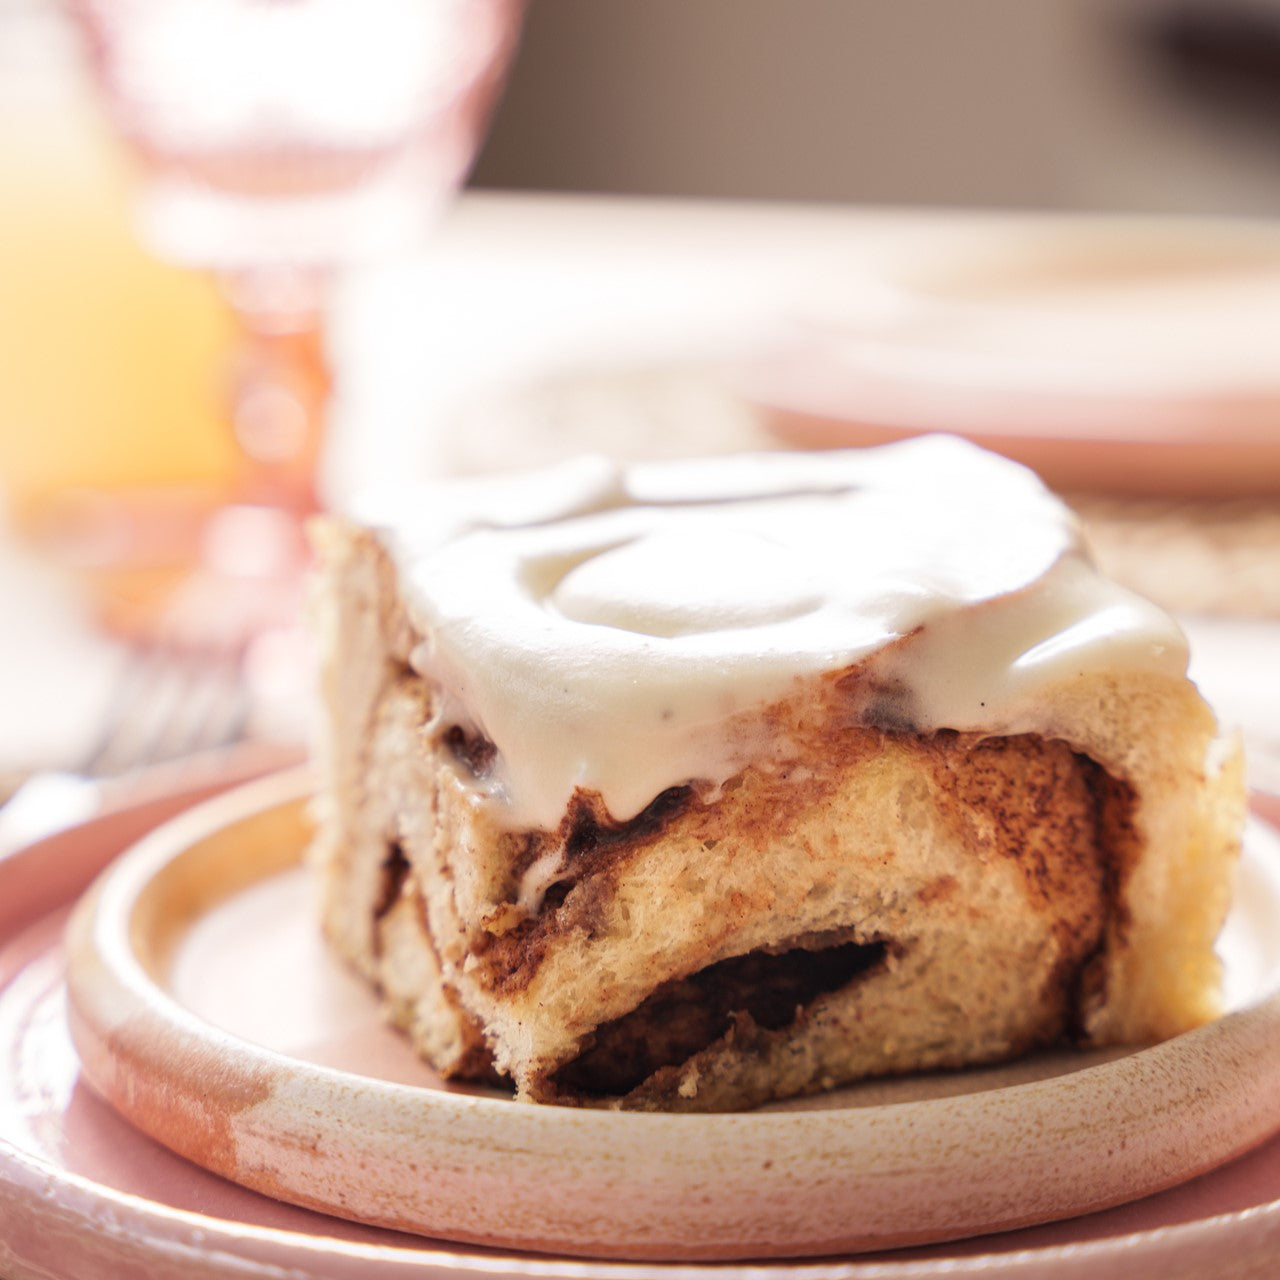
[310,437,1242,1110]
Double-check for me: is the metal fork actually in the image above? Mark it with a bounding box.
[0,641,251,856]
[77,642,252,780]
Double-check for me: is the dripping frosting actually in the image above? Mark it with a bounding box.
[358,436,1186,830]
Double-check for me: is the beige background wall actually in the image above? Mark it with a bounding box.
[473,0,1280,214]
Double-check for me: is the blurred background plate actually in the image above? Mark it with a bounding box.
[740,217,1280,498]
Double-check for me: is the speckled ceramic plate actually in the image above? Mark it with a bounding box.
[54,770,1280,1265]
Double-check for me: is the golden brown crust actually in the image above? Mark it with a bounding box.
[307,517,1243,1112]
[469,728,1108,1003]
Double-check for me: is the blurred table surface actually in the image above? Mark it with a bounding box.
[2,191,1279,796]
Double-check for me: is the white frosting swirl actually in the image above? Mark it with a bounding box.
[362,437,1186,829]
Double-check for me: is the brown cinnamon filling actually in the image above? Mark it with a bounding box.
[373,840,411,924]
[432,723,1138,1102]
[552,932,889,1098]
[444,725,497,778]
[563,784,696,861]
[507,783,698,917]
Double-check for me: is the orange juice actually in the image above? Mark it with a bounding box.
[0,19,237,532]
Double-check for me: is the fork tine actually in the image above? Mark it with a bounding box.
[145,654,251,766]
[80,645,249,779]
[77,649,165,779]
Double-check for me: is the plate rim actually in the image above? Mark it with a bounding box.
[55,770,1280,1264]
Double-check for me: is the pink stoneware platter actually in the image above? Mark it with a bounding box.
[7,773,1280,1274]
[745,217,1280,497]
[26,766,1280,1274]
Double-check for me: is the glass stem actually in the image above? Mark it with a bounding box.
[221,265,332,519]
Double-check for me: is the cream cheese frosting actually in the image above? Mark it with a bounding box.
[359,436,1187,830]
